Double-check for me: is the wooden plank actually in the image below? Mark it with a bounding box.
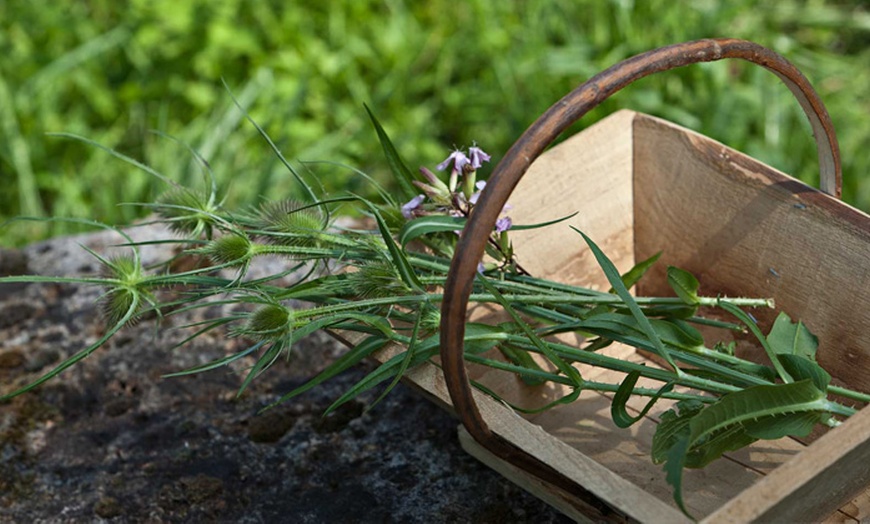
[704,401,870,523]
[631,113,870,393]
[508,109,637,284]
[631,113,870,521]
[331,110,870,522]
[833,490,870,522]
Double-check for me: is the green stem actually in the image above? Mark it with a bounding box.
[463,353,712,403]
[829,385,870,404]
[505,335,741,395]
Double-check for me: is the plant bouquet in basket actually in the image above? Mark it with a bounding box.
[2,39,868,518]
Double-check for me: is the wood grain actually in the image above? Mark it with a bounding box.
[332,110,870,522]
[632,113,870,393]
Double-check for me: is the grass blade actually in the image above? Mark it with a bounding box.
[364,104,418,200]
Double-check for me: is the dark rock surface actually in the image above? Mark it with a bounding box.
[0,225,570,523]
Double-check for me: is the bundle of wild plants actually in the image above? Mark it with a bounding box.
[2,108,866,515]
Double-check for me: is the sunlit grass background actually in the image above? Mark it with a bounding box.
[1,0,868,245]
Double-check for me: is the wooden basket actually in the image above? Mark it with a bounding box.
[345,40,870,522]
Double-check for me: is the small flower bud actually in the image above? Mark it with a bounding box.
[202,234,255,266]
[401,195,426,219]
[246,304,293,341]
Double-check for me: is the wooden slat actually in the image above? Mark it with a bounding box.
[508,109,638,284]
[330,110,870,522]
[631,113,870,393]
[631,112,870,521]
[704,402,870,523]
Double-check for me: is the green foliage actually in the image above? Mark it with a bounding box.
[659,379,831,517]
[1,82,868,517]
[767,311,820,360]
[2,1,869,245]
[667,266,701,306]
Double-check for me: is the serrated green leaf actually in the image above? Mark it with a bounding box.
[610,369,674,428]
[661,380,832,514]
[685,424,756,468]
[398,215,466,247]
[666,266,700,305]
[652,400,705,464]
[664,435,691,517]
[767,312,819,361]
[743,411,824,439]
[688,380,826,445]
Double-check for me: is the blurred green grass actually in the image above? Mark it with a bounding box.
[1,0,868,245]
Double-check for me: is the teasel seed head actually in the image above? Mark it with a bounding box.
[255,199,324,247]
[200,233,256,267]
[155,188,218,237]
[245,303,293,342]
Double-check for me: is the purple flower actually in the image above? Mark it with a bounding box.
[401,194,426,219]
[436,149,471,173]
[468,180,487,205]
[468,145,491,169]
[477,262,486,274]
[495,216,512,233]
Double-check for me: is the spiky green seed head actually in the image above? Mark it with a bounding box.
[97,255,146,326]
[345,262,411,298]
[156,188,216,235]
[203,234,254,266]
[421,307,441,332]
[103,255,142,282]
[100,287,140,327]
[245,304,293,341]
[255,199,323,246]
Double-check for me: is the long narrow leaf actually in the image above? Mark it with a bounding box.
[575,228,680,375]
[364,104,418,200]
[510,211,579,231]
[324,342,439,415]
[163,342,265,378]
[611,370,674,428]
[363,200,424,292]
[366,308,425,411]
[718,300,791,382]
[261,334,389,412]
[222,79,320,204]
[0,293,140,400]
[398,215,466,247]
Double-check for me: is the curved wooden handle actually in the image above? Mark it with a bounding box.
[438,38,842,507]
